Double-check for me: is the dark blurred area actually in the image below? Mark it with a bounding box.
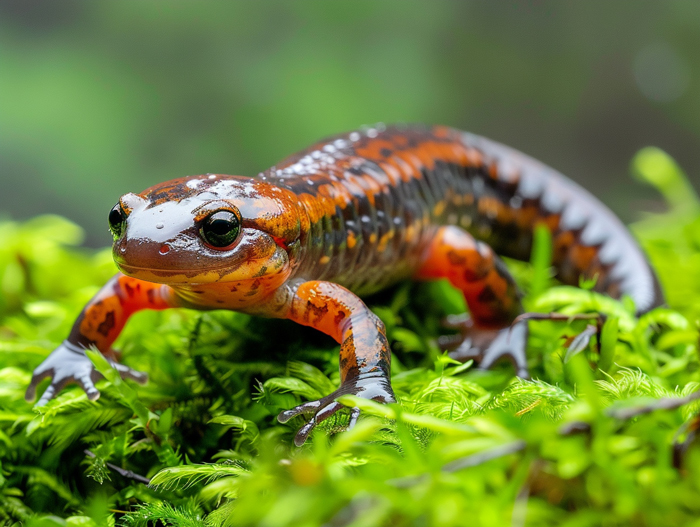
[0,0,698,246]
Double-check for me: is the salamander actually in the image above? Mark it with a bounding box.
[26,124,664,446]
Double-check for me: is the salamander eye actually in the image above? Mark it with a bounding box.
[199,210,241,249]
[108,203,126,239]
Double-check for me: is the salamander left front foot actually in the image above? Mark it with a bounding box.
[440,316,530,379]
[277,372,395,447]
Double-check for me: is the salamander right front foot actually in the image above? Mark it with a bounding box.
[277,372,395,447]
[25,341,148,406]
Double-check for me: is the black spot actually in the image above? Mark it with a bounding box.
[334,310,347,325]
[124,282,135,298]
[477,285,497,304]
[332,205,347,249]
[97,311,116,337]
[380,148,392,158]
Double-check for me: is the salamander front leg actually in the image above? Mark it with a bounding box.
[26,273,179,405]
[275,281,395,446]
[416,226,529,377]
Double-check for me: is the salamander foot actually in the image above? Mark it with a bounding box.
[440,315,530,379]
[277,372,395,447]
[25,341,148,406]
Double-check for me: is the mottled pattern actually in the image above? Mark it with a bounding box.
[261,124,663,312]
[416,225,522,328]
[69,275,175,351]
[289,280,391,382]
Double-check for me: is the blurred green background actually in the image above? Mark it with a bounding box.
[1,1,698,246]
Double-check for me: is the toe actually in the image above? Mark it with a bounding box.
[25,369,51,402]
[77,374,101,401]
[113,362,149,384]
[315,401,343,422]
[347,407,361,430]
[36,382,62,407]
[294,419,317,446]
[278,400,323,423]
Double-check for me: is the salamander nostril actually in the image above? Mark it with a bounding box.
[159,245,170,255]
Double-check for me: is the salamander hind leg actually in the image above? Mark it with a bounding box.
[275,280,395,446]
[415,225,530,378]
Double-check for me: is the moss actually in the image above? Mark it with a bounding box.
[2,149,700,526]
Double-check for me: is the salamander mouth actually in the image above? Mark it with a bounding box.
[115,253,288,285]
[115,262,252,283]
[117,262,224,275]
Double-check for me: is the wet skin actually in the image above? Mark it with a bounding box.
[26,125,664,446]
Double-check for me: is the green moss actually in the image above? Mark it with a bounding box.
[2,149,700,526]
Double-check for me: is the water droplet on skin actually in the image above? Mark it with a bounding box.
[156,223,164,229]
[159,245,170,255]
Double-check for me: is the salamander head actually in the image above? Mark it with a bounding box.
[110,174,303,287]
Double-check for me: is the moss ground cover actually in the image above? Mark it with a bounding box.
[1,149,700,526]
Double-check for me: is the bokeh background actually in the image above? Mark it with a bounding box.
[1,1,698,246]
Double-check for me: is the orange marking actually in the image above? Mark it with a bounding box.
[570,244,598,273]
[433,201,446,217]
[288,281,390,381]
[415,226,522,328]
[377,231,393,253]
[347,232,357,249]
